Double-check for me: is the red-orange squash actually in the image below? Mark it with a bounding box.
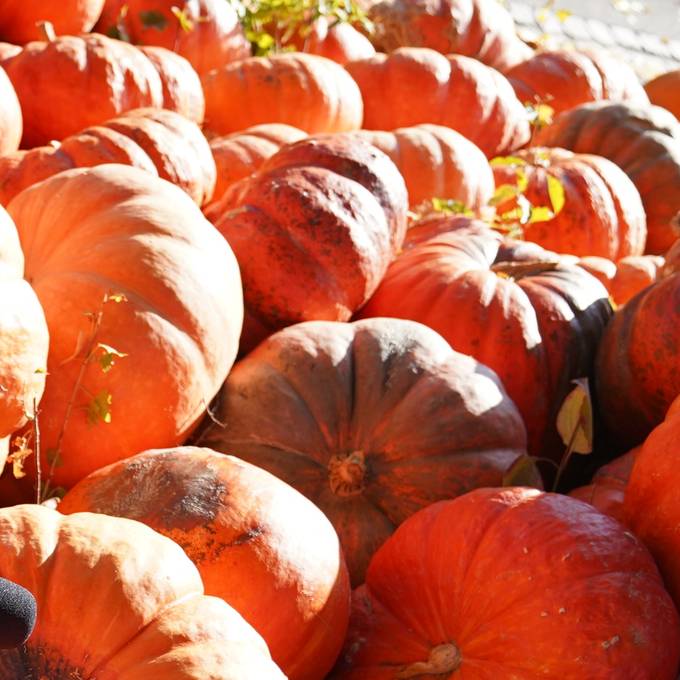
[203,53,364,137]
[331,488,680,679]
[346,47,530,157]
[596,272,680,450]
[506,48,648,114]
[0,108,216,207]
[7,164,243,488]
[0,504,285,678]
[300,19,376,64]
[664,238,680,276]
[205,134,407,351]
[201,317,528,585]
[350,124,494,211]
[492,148,646,260]
[60,446,351,680]
[358,215,613,461]
[366,0,532,72]
[95,0,250,75]
[644,69,680,120]
[0,66,21,155]
[535,101,680,254]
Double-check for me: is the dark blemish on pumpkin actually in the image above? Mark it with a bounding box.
[0,645,86,679]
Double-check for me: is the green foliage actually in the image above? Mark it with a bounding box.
[139,9,168,30]
[430,198,474,217]
[87,390,114,426]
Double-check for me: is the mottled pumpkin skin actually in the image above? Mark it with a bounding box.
[203,53,364,137]
[535,101,680,254]
[624,397,680,609]
[0,67,21,155]
[345,48,530,157]
[359,216,613,462]
[492,148,646,260]
[506,48,648,115]
[366,0,532,72]
[0,0,105,43]
[8,165,243,488]
[350,124,494,211]
[1,34,164,148]
[202,317,528,586]
[0,505,285,679]
[331,488,680,679]
[645,69,680,121]
[206,135,407,351]
[596,273,680,451]
[95,0,250,75]
[60,447,350,680]
[0,107,216,207]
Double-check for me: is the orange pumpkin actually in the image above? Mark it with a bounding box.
[201,317,528,585]
[331,488,680,679]
[0,108,216,207]
[301,19,376,65]
[535,101,680,254]
[0,66,21,155]
[7,164,243,488]
[60,446,351,680]
[0,0,105,43]
[345,47,531,157]
[0,504,285,678]
[350,124,494,211]
[203,52,364,137]
[95,0,250,75]
[366,0,532,72]
[492,148,646,260]
[663,238,680,276]
[358,215,613,461]
[644,69,680,120]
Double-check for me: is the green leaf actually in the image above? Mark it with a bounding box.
[87,390,113,425]
[46,447,62,469]
[502,454,544,489]
[528,206,554,223]
[556,378,593,455]
[431,198,474,216]
[489,183,520,207]
[171,5,194,32]
[515,168,529,194]
[139,10,168,30]
[96,343,128,373]
[547,174,566,215]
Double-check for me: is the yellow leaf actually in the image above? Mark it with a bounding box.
[528,206,554,223]
[556,9,572,21]
[502,455,544,489]
[556,378,593,454]
[547,174,566,215]
[8,435,32,479]
[490,156,527,167]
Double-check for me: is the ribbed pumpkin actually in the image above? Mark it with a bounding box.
[492,148,646,260]
[299,19,376,64]
[208,123,307,207]
[0,504,285,679]
[506,48,648,114]
[203,53,364,137]
[645,69,680,120]
[95,0,250,75]
[0,66,21,155]
[205,134,407,351]
[366,0,532,72]
[534,101,680,254]
[0,0,105,43]
[201,317,528,586]
[624,396,680,609]
[358,215,613,461]
[7,164,243,488]
[350,124,494,211]
[596,272,680,450]
[331,488,680,679]
[60,446,351,680]
[0,108,216,207]
[1,33,165,148]
[346,48,530,157]
[664,238,680,276]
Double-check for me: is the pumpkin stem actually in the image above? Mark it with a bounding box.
[491,259,561,280]
[36,21,57,42]
[395,643,462,678]
[328,450,366,496]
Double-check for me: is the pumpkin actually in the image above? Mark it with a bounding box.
[331,488,680,679]
[349,124,494,211]
[0,107,216,207]
[300,19,376,65]
[534,101,680,254]
[345,48,530,157]
[644,69,680,120]
[0,504,285,678]
[1,33,164,148]
[596,272,680,450]
[358,215,613,461]
[60,446,351,680]
[0,0,105,44]
[663,238,680,276]
[201,317,528,585]
[623,396,680,609]
[365,0,532,72]
[208,123,307,207]
[203,52,364,137]
[7,164,243,488]
[491,148,646,260]
[0,66,21,155]
[506,48,648,115]
[95,0,250,75]
[205,134,407,351]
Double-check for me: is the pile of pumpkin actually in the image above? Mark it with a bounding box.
[0,0,679,676]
